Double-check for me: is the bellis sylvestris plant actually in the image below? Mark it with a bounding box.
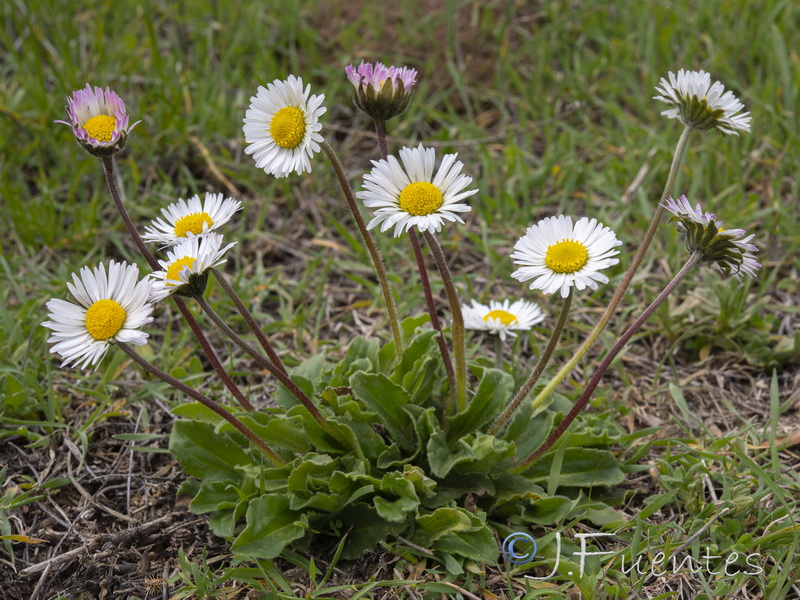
[43,63,760,572]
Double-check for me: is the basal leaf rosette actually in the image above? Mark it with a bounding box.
[169,320,625,565]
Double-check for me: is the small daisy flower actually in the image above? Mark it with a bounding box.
[663,195,761,279]
[42,261,153,369]
[243,75,326,178]
[463,299,545,341]
[357,144,477,237]
[149,233,236,301]
[510,216,622,298]
[142,193,242,247]
[345,60,417,121]
[654,69,751,135]
[55,84,141,156]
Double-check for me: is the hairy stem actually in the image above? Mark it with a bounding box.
[494,335,504,371]
[211,268,287,375]
[488,289,573,435]
[423,231,467,411]
[528,125,693,412]
[195,295,346,445]
[117,342,283,465]
[515,253,701,471]
[100,157,252,411]
[320,141,403,360]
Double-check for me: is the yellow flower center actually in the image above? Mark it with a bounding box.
[545,239,589,274]
[85,299,127,341]
[269,106,306,149]
[166,256,197,285]
[173,212,214,237]
[483,310,518,326]
[83,115,117,143]
[398,182,443,216]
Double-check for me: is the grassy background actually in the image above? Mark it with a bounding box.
[2,0,799,598]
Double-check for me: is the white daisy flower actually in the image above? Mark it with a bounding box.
[54,84,141,156]
[463,298,545,341]
[243,75,326,178]
[142,193,242,247]
[42,261,153,369]
[663,195,761,279]
[149,233,236,302]
[510,215,623,298]
[654,69,751,135]
[357,144,478,237]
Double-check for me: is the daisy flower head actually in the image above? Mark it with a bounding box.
[663,195,761,279]
[55,84,141,156]
[149,233,236,302]
[142,193,242,247]
[510,215,623,298]
[654,69,751,135]
[42,261,153,369]
[463,298,545,341]
[243,75,326,178]
[345,60,417,121]
[357,144,477,238]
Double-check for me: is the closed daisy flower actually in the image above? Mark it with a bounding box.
[243,75,326,178]
[55,84,141,156]
[149,233,236,301]
[42,261,153,369]
[654,69,751,135]
[357,144,477,237]
[345,60,417,121]
[142,193,241,247]
[663,195,761,279]
[511,215,622,298]
[463,299,545,341]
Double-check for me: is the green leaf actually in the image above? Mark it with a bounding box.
[274,374,316,410]
[427,432,475,478]
[232,495,308,559]
[435,524,498,565]
[447,368,514,441]
[566,415,625,447]
[455,435,515,474]
[349,371,413,451]
[190,480,241,514]
[391,330,440,404]
[521,447,625,487]
[171,401,228,424]
[336,503,407,560]
[169,420,250,482]
[506,406,556,460]
[330,337,379,386]
[416,507,474,542]
[374,471,420,523]
[416,508,498,564]
[238,413,311,454]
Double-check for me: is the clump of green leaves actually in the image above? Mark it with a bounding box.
[171,316,626,568]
